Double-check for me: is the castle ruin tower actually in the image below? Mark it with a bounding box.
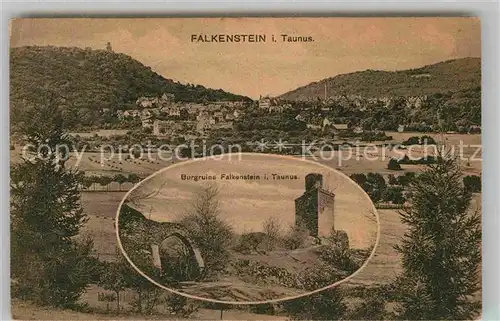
[294,173,336,238]
[106,42,113,52]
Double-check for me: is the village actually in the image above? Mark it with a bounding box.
[107,91,480,144]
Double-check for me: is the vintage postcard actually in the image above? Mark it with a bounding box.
[10,17,481,320]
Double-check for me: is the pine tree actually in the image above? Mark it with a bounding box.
[10,100,96,307]
[393,155,481,320]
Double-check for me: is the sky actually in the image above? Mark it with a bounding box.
[10,17,480,99]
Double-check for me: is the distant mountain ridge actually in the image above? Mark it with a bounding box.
[10,45,252,110]
[279,58,480,101]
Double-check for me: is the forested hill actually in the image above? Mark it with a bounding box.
[279,58,481,101]
[10,46,252,110]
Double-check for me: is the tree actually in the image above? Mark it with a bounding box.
[99,175,112,191]
[349,173,367,188]
[383,186,406,204]
[393,156,481,320]
[403,136,420,145]
[10,101,96,307]
[387,158,402,170]
[261,216,282,251]
[118,221,165,314]
[388,174,398,185]
[113,174,128,191]
[82,176,94,190]
[397,171,416,187]
[128,173,141,185]
[98,258,127,313]
[420,135,437,145]
[179,184,234,279]
[365,172,387,203]
[463,175,481,193]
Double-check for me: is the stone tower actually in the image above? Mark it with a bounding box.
[294,173,336,238]
[106,42,113,52]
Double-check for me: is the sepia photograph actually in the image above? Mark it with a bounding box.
[9,17,481,320]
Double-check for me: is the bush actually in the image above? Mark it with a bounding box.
[281,287,347,320]
[388,158,402,170]
[249,303,276,315]
[319,231,360,274]
[262,217,282,251]
[164,294,199,318]
[347,296,387,320]
[383,186,406,204]
[402,136,420,145]
[282,222,310,250]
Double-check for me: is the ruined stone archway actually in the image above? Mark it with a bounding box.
[119,203,205,281]
[151,225,205,281]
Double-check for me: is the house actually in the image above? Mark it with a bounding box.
[167,107,181,117]
[233,109,242,119]
[268,105,285,113]
[469,125,481,133]
[136,98,153,108]
[259,96,272,109]
[397,124,405,133]
[295,114,305,122]
[160,93,175,104]
[212,122,233,130]
[332,123,349,131]
[141,109,152,118]
[213,111,224,122]
[153,120,194,136]
[142,117,153,128]
[123,110,140,118]
[353,126,364,134]
[307,123,322,130]
[196,111,209,121]
[196,117,212,134]
[153,120,171,136]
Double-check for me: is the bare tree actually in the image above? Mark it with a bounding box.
[262,216,282,251]
[179,184,234,279]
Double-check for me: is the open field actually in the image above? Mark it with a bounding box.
[10,132,482,178]
[385,132,481,147]
[11,299,175,320]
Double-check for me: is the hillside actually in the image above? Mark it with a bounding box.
[10,46,251,117]
[279,58,481,101]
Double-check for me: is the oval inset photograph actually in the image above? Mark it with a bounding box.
[116,153,379,304]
